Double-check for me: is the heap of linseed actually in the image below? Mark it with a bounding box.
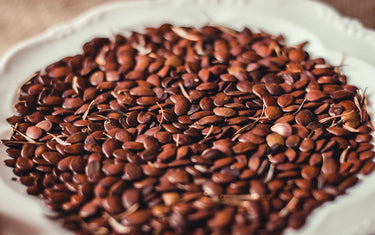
[3,24,375,235]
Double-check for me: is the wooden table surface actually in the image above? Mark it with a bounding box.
[0,0,374,57]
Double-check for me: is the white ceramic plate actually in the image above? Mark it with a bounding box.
[1,0,375,234]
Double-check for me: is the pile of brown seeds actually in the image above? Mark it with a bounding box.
[3,24,375,235]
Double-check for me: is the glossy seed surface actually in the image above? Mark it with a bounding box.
[2,24,374,235]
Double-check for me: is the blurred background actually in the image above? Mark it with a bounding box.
[0,0,374,57]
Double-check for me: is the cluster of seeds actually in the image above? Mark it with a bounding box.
[3,24,375,235]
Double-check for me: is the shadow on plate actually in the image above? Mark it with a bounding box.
[0,212,41,235]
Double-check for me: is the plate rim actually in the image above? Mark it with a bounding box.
[1,0,375,234]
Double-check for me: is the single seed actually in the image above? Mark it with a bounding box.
[266,133,284,147]
[265,106,283,120]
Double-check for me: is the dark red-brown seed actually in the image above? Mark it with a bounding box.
[202,181,223,197]
[2,25,375,235]
[167,169,190,183]
[121,209,151,226]
[277,94,294,107]
[295,109,313,126]
[122,188,140,208]
[26,126,43,140]
[102,195,124,214]
[123,163,143,181]
[301,165,320,180]
[16,157,34,171]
